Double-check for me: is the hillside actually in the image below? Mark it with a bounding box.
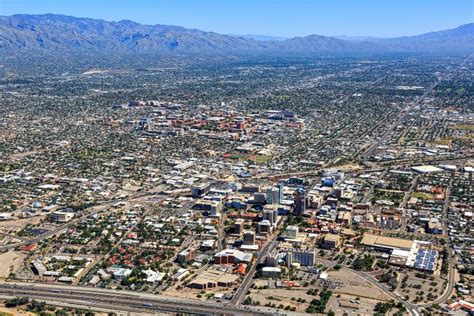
[0,14,472,54]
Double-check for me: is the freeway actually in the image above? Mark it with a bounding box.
[0,283,266,315]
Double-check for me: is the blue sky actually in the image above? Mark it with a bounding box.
[1,0,473,37]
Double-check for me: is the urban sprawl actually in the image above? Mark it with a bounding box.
[0,53,473,316]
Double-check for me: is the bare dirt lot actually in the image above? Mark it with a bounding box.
[395,270,445,304]
[328,269,391,301]
[248,287,315,312]
[0,217,44,231]
[247,269,392,313]
[0,251,26,278]
[326,293,381,315]
[0,305,35,316]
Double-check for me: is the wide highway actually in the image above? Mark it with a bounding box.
[0,283,269,315]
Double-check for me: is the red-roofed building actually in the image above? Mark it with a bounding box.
[234,263,247,275]
[20,243,38,252]
[446,300,474,313]
[241,212,258,219]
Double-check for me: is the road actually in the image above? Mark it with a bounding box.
[217,209,225,252]
[230,235,279,306]
[359,53,472,162]
[313,257,422,316]
[421,176,455,307]
[361,168,388,203]
[0,283,267,315]
[360,80,440,161]
[0,207,106,251]
[352,269,421,316]
[72,208,153,286]
[398,174,420,232]
[0,190,186,251]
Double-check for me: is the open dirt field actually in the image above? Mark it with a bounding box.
[248,288,315,312]
[0,251,26,278]
[0,305,36,316]
[328,269,391,301]
[326,293,382,315]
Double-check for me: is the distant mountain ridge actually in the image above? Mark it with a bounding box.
[229,34,289,42]
[333,35,384,42]
[0,14,472,54]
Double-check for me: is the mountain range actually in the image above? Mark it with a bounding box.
[0,14,472,54]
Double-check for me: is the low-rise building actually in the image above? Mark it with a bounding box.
[322,234,341,249]
[214,249,253,264]
[51,211,74,223]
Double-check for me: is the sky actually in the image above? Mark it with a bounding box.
[1,0,473,38]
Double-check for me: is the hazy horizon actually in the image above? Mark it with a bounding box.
[1,0,473,38]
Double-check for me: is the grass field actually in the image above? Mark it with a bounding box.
[449,124,474,131]
[412,192,434,200]
[253,155,272,163]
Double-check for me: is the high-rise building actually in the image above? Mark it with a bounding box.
[258,220,272,235]
[293,188,306,215]
[266,187,280,204]
[192,183,210,197]
[253,192,267,204]
[177,248,197,264]
[286,250,315,267]
[278,183,285,204]
[322,234,341,249]
[242,231,256,245]
[234,219,244,235]
[263,209,276,225]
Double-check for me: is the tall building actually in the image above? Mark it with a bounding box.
[192,183,210,197]
[278,183,285,204]
[258,220,272,235]
[293,188,306,215]
[177,248,197,264]
[266,187,280,204]
[234,219,244,235]
[286,250,315,267]
[263,209,276,225]
[242,231,256,245]
[322,234,341,249]
[253,192,267,204]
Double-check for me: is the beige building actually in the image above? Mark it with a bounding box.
[322,234,341,249]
